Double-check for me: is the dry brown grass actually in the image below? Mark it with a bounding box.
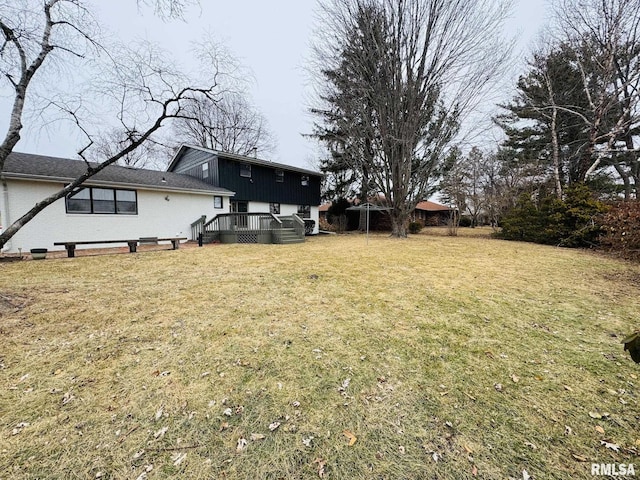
[1,233,639,479]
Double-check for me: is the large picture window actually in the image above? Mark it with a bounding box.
[66,187,138,215]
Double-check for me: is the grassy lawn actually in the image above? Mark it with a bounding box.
[1,232,639,479]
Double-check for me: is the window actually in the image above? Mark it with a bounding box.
[66,187,137,215]
[301,175,309,186]
[240,163,252,178]
[116,190,137,214]
[202,163,209,179]
[297,205,311,218]
[270,202,280,214]
[214,196,223,209]
[275,170,284,183]
[66,188,91,213]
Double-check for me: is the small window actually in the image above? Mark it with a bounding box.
[275,170,284,183]
[214,196,223,209]
[240,163,251,178]
[270,202,280,214]
[297,205,311,218]
[202,163,209,179]
[301,175,309,186]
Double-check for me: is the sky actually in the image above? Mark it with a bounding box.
[3,0,550,171]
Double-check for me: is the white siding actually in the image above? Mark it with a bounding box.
[247,202,319,234]
[1,179,229,253]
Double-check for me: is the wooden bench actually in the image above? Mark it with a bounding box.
[53,237,187,258]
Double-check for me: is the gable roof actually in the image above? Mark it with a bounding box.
[415,200,451,212]
[168,144,323,177]
[2,152,234,196]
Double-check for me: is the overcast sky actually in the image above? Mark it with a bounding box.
[4,0,549,171]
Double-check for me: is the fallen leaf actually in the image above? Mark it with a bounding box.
[343,430,357,446]
[572,453,589,462]
[565,425,573,435]
[154,407,163,421]
[525,441,537,450]
[269,422,281,432]
[171,452,187,466]
[236,438,248,452]
[485,350,495,358]
[432,452,440,463]
[219,422,230,432]
[250,433,265,441]
[398,445,406,454]
[522,469,530,480]
[563,385,573,391]
[595,426,605,434]
[154,426,168,439]
[494,383,503,392]
[463,444,474,454]
[635,439,640,447]
[61,391,75,405]
[472,465,478,476]
[302,436,314,447]
[511,374,519,383]
[223,408,233,417]
[159,371,170,377]
[600,440,620,452]
[588,411,602,419]
[313,458,326,478]
[535,375,544,381]
[338,378,351,395]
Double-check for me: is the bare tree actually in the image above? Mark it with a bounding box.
[0,0,229,249]
[173,92,276,156]
[137,0,199,19]
[554,0,640,198]
[311,0,513,237]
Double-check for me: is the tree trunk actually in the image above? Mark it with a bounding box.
[390,209,409,238]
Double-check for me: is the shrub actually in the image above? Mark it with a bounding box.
[599,201,640,260]
[459,216,473,228]
[408,221,423,234]
[497,184,608,248]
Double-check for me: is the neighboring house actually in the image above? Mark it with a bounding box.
[413,200,453,226]
[168,145,322,234]
[0,152,234,254]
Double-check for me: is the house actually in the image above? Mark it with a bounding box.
[167,145,322,236]
[413,200,453,226]
[0,146,321,254]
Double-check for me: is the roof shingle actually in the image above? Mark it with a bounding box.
[3,152,234,195]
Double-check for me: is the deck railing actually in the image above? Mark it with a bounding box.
[203,213,284,244]
[291,214,305,238]
[204,213,282,232]
[191,215,207,240]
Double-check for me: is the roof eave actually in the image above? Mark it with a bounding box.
[173,144,324,177]
[2,172,235,196]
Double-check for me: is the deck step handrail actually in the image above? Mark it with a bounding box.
[191,215,207,240]
[290,214,305,238]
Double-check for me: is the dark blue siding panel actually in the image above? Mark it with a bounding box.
[217,158,320,205]
[172,149,215,174]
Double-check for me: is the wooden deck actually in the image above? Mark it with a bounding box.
[192,213,306,244]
